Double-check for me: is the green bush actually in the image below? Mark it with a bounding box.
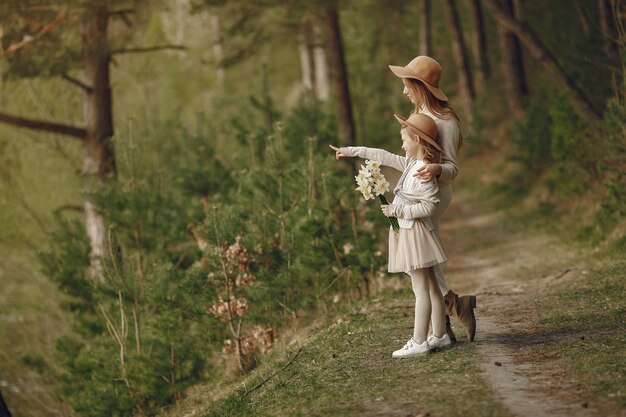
[547,92,598,196]
[40,98,389,416]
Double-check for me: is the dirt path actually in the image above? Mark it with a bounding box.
[441,195,625,417]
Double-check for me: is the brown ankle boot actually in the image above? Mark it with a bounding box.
[445,315,457,344]
[444,290,477,342]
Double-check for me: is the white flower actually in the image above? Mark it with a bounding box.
[358,165,372,178]
[354,160,388,202]
[362,186,374,200]
[373,178,390,195]
[355,175,370,188]
[366,160,381,172]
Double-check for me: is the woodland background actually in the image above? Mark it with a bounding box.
[0,0,624,416]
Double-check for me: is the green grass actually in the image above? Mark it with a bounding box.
[533,253,626,408]
[0,118,82,416]
[167,294,511,417]
[0,247,74,417]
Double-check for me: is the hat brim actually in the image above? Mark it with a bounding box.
[388,65,449,102]
[394,113,442,152]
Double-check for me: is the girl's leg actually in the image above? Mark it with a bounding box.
[428,267,447,338]
[409,268,431,343]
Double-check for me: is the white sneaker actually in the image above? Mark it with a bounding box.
[427,333,452,350]
[391,337,430,358]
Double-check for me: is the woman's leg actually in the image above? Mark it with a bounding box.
[428,267,447,338]
[409,269,431,343]
[430,185,453,295]
[432,185,477,341]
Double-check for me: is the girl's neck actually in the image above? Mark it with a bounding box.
[407,148,426,160]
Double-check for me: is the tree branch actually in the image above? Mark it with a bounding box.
[108,8,135,28]
[108,8,136,16]
[244,346,304,396]
[61,73,93,93]
[483,0,601,122]
[110,45,187,55]
[0,111,85,139]
[1,11,66,57]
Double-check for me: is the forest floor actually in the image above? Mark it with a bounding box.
[166,188,626,417]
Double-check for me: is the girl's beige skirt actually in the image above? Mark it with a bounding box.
[388,221,447,273]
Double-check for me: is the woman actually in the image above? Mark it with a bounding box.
[389,55,476,342]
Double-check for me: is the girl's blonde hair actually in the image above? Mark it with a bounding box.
[401,126,441,165]
[403,78,464,150]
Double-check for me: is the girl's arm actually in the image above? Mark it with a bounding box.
[386,181,439,219]
[332,145,406,172]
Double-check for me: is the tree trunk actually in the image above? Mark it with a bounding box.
[467,0,490,86]
[484,0,601,122]
[0,390,11,417]
[324,6,354,146]
[298,20,314,91]
[82,3,116,280]
[313,18,330,101]
[419,0,432,56]
[498,0,527,114]
[210,14,225,90]
[598,0,617,58]
[442,0,475,121]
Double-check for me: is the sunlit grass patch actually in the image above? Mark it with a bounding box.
[534,255,626,408]
[554,334,626,408]
[179,298,510,417]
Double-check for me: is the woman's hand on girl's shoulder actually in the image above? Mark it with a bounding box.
[414,163,442,183]
[329,144,349,160]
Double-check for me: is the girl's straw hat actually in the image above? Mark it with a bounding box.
[394,113,442,152]
[389,56,448,101]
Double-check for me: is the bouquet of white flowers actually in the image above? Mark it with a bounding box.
[355,160,400,232]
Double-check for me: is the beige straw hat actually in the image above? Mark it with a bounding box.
[394,113,442,152]
[389,56,448,101]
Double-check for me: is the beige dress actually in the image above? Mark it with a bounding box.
[345,146,448,273]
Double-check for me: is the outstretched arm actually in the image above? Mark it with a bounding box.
[330,145,406,171]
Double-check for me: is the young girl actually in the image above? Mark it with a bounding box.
[330,113,452,358]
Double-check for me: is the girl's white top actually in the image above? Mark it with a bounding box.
[345,146,439,230]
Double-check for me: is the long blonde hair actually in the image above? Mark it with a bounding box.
[403,78,464,150]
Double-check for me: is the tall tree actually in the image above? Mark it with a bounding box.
[597,0,617,58]
[312,15,330,101]
[467,0,491,86]
[324,5,355,147]
[0,1,183,278]
[298,15,315,92]
[497,0,527,114]
[298,12,329,101]
[484,0,601,122]
[442,0,475,121]
[210,14,225,90]
[419,0,432,56]
[81,2,116,277]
